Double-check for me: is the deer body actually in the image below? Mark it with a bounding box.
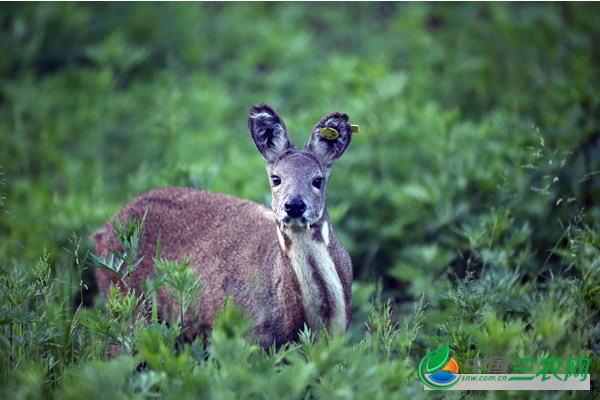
[93,104,354,348]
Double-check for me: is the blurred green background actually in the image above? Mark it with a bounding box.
[1,0,600,343]
[2,2,600,398]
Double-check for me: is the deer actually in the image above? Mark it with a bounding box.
[92,103,355,348]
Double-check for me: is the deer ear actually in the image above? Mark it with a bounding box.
[304,112,352,173]
[248,103,296,164]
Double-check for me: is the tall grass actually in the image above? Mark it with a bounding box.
[1,2,600,398]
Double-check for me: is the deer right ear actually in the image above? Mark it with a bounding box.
[305,112,352,175]
[248,103,296,164]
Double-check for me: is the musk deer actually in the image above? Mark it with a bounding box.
[93,103,355,348]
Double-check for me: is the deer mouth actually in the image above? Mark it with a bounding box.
[279,215,312,231]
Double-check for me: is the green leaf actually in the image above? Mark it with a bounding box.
[426,343,450,372]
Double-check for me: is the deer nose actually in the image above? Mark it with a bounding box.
[284,198,307,218]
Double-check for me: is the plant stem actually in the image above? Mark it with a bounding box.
[9,322,13,371]
[180,301,184,333]
[152,230,162,324]
[128,257,132,290]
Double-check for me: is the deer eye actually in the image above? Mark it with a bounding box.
[272,176,281,186]
[312,178,323,189]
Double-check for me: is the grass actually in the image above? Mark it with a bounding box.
[1,2,600,398]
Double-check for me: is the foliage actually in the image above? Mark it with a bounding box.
[156,254,205,333]
[1,2,600,398]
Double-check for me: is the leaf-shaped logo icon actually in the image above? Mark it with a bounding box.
[425,343,450,372]
[419,343,460,389]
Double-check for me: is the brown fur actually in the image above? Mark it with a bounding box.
[93,104,353,348]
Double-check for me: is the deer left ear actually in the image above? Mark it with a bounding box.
[304,112,352,173]
[248,103,296,165]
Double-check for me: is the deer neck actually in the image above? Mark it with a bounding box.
[276,216,346,333]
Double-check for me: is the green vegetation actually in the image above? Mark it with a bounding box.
[1,2,600,398]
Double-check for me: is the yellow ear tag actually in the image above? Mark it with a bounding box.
[351,125,360,133]
[320,127,339,140]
